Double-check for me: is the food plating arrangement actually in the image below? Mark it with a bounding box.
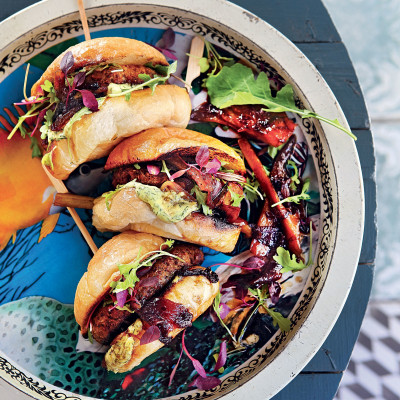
[0,5,363,399]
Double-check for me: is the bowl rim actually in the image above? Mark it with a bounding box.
[0,1,364,399]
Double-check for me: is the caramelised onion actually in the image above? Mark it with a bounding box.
[215,171,246,183]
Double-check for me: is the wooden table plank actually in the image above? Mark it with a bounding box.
[271,371,343,399]
[233,0,341,43]
[297,43,370,130]
[303,263,374,372]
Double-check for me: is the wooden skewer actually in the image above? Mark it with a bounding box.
[77,0,91,41]
[54,193,94,209]
[43,166,98,253]
[185,36,205,89]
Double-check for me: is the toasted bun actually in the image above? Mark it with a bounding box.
[105,268,219,372]
[31,37,168,96]
[74,231,165,335]
[92,188,241,253]
[44,85,191,180]
[105,127,246,175]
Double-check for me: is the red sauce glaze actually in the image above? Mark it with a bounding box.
[191,102,296,147]
[137,298,192,344]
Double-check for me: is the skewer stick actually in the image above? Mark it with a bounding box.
[77,0,91,41]
[54,193,94,209]
[42,166,98,254]
[185,36,205,89]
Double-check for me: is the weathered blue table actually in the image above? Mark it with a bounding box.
[0,1,376,398]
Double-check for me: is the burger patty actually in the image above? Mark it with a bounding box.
[52,64,158,131]
[81,64,157,95]
[112,167,169,188]
[112,166,196,193]
[90,306,134,346]
[134,243,204,307]
[90,244,204,345]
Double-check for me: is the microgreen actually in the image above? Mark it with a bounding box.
[191,186,213,216]
[140,325,161,345]
[213,291,236,342]
[267,143,285,160]
[228,187,245,207]
[287,160,300,191]
[242,174,264,202]
[147,165,160,175]
[110,239,179,296]
[248,287,291,332]
[60,51,74,76]
[29,137,42,158]
[168,343,184,387]
[205,62,356,140]
[193,40,234,81]
[108,61,177,98]
[213,341,227,373]
[273,221,313,273]
[161,160,172,179]
[87,324,94,344]
[271,178,310,207]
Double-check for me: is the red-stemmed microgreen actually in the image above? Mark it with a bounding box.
[190,375,222,391]
[213,341,227,372]
[153,28,178,60]
[181,330,207,378]
[170,168,189,180]
[168,343,184,386]
[248,287,291,332]
[60,52,99,112]
[140,325,161,345]
[30,109,47,138]
[213,291,237,343]
[116,289,128,308]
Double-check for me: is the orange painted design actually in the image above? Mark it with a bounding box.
[0,128,53,250]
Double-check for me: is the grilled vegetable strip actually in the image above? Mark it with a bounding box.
[238,138,302,257]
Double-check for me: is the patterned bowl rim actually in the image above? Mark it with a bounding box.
[0,1,364,399]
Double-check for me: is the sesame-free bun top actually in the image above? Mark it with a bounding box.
[31,37,168,96]
[74,231,165,335]
[105,127,246,175]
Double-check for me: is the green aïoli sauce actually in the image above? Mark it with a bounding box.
[133,182,198,223]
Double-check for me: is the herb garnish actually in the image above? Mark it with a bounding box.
[273,222,313,273]
[271,178,310,207]
[248,287,291,332]
[213,291,236,342]
[108,61,177,98]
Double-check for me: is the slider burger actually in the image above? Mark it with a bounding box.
[92,127,247,253]
[27,37,191,179]
[74,231,219,373]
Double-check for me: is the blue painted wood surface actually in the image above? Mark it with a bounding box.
[0,1,377,399]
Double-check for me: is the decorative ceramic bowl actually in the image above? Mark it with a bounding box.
[0,1,364,399]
